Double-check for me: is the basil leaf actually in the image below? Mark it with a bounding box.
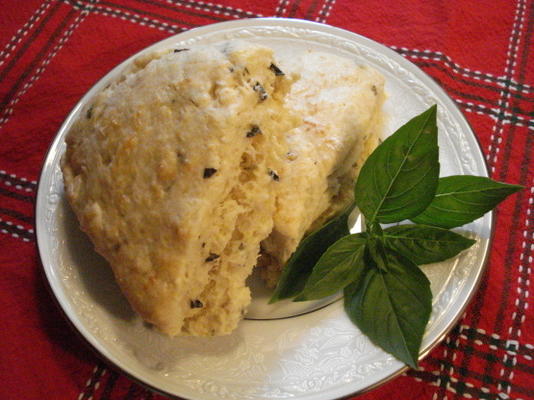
[294,233,367,302]
[383,224,476,265]
[344,250,432,368]
[367,234,388,271]
[354,105,439,224]
[269,204,354,303]
[412,176,523,229]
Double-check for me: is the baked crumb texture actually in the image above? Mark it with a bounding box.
[61,42,384,336]
[260,52,385,288]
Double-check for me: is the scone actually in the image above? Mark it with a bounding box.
[62,42,299,336]
[260,52,385,287]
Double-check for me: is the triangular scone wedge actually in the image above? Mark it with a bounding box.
[62,42,299,336]
[260,52,385,287]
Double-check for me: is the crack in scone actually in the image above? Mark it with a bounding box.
[259,52,385,287]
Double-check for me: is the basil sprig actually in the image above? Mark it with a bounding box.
[354,105,440,225]
[270,105,523,368]
[411,175,523,228]
[382,225,476,265]
[269,204,353,303]
[294,233,367,302]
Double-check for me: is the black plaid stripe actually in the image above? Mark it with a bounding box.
[391,54,533,128]
[0,3,82,122]
[457,326,534,357]
[0,169,35,242]
[393,47,534,94]
[455,205,530,396]
[0,181,34,240]
[410,360,534,399]
[63,0,196,29]
[111,0,227,23]
[274,0,291,17]
[408,59,533,106]
[498,2,534,181]
[421,70,532,128]
[427,76,501,107]
[0,186,34,203]
[62,0,262,33]
[0,207,33,224]
[424,354,534,386]
[315,0,335,22]
[452,327,534,373]
[410,328,534,399]
[507,240,534,346]
[0,217,34,242]
[434,327,463,399]
[0,170,37,191]
[0,0,62,83]
[471,174,533,399]
[486,1,533,397]
[0,0,53,65]
[485,0,530,170]
[79,364,107,400]
[138,0,262,19]
[390,68,533,130]
[455,101,533,128]
[426,2,534,397]
[420,322,534,399]
[99,369,120,400]
[424,319,534,398]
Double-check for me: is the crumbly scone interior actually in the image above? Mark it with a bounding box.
[179,45,297,335]
[259,52,386,287]
[62,42,298,336]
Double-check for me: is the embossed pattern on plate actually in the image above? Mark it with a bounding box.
[36,18,491,400]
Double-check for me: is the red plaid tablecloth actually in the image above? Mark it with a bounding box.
[1,1,532,399]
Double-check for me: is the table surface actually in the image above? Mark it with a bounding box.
[0,1,532,399]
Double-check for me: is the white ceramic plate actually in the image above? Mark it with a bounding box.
[36,18,492,400]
